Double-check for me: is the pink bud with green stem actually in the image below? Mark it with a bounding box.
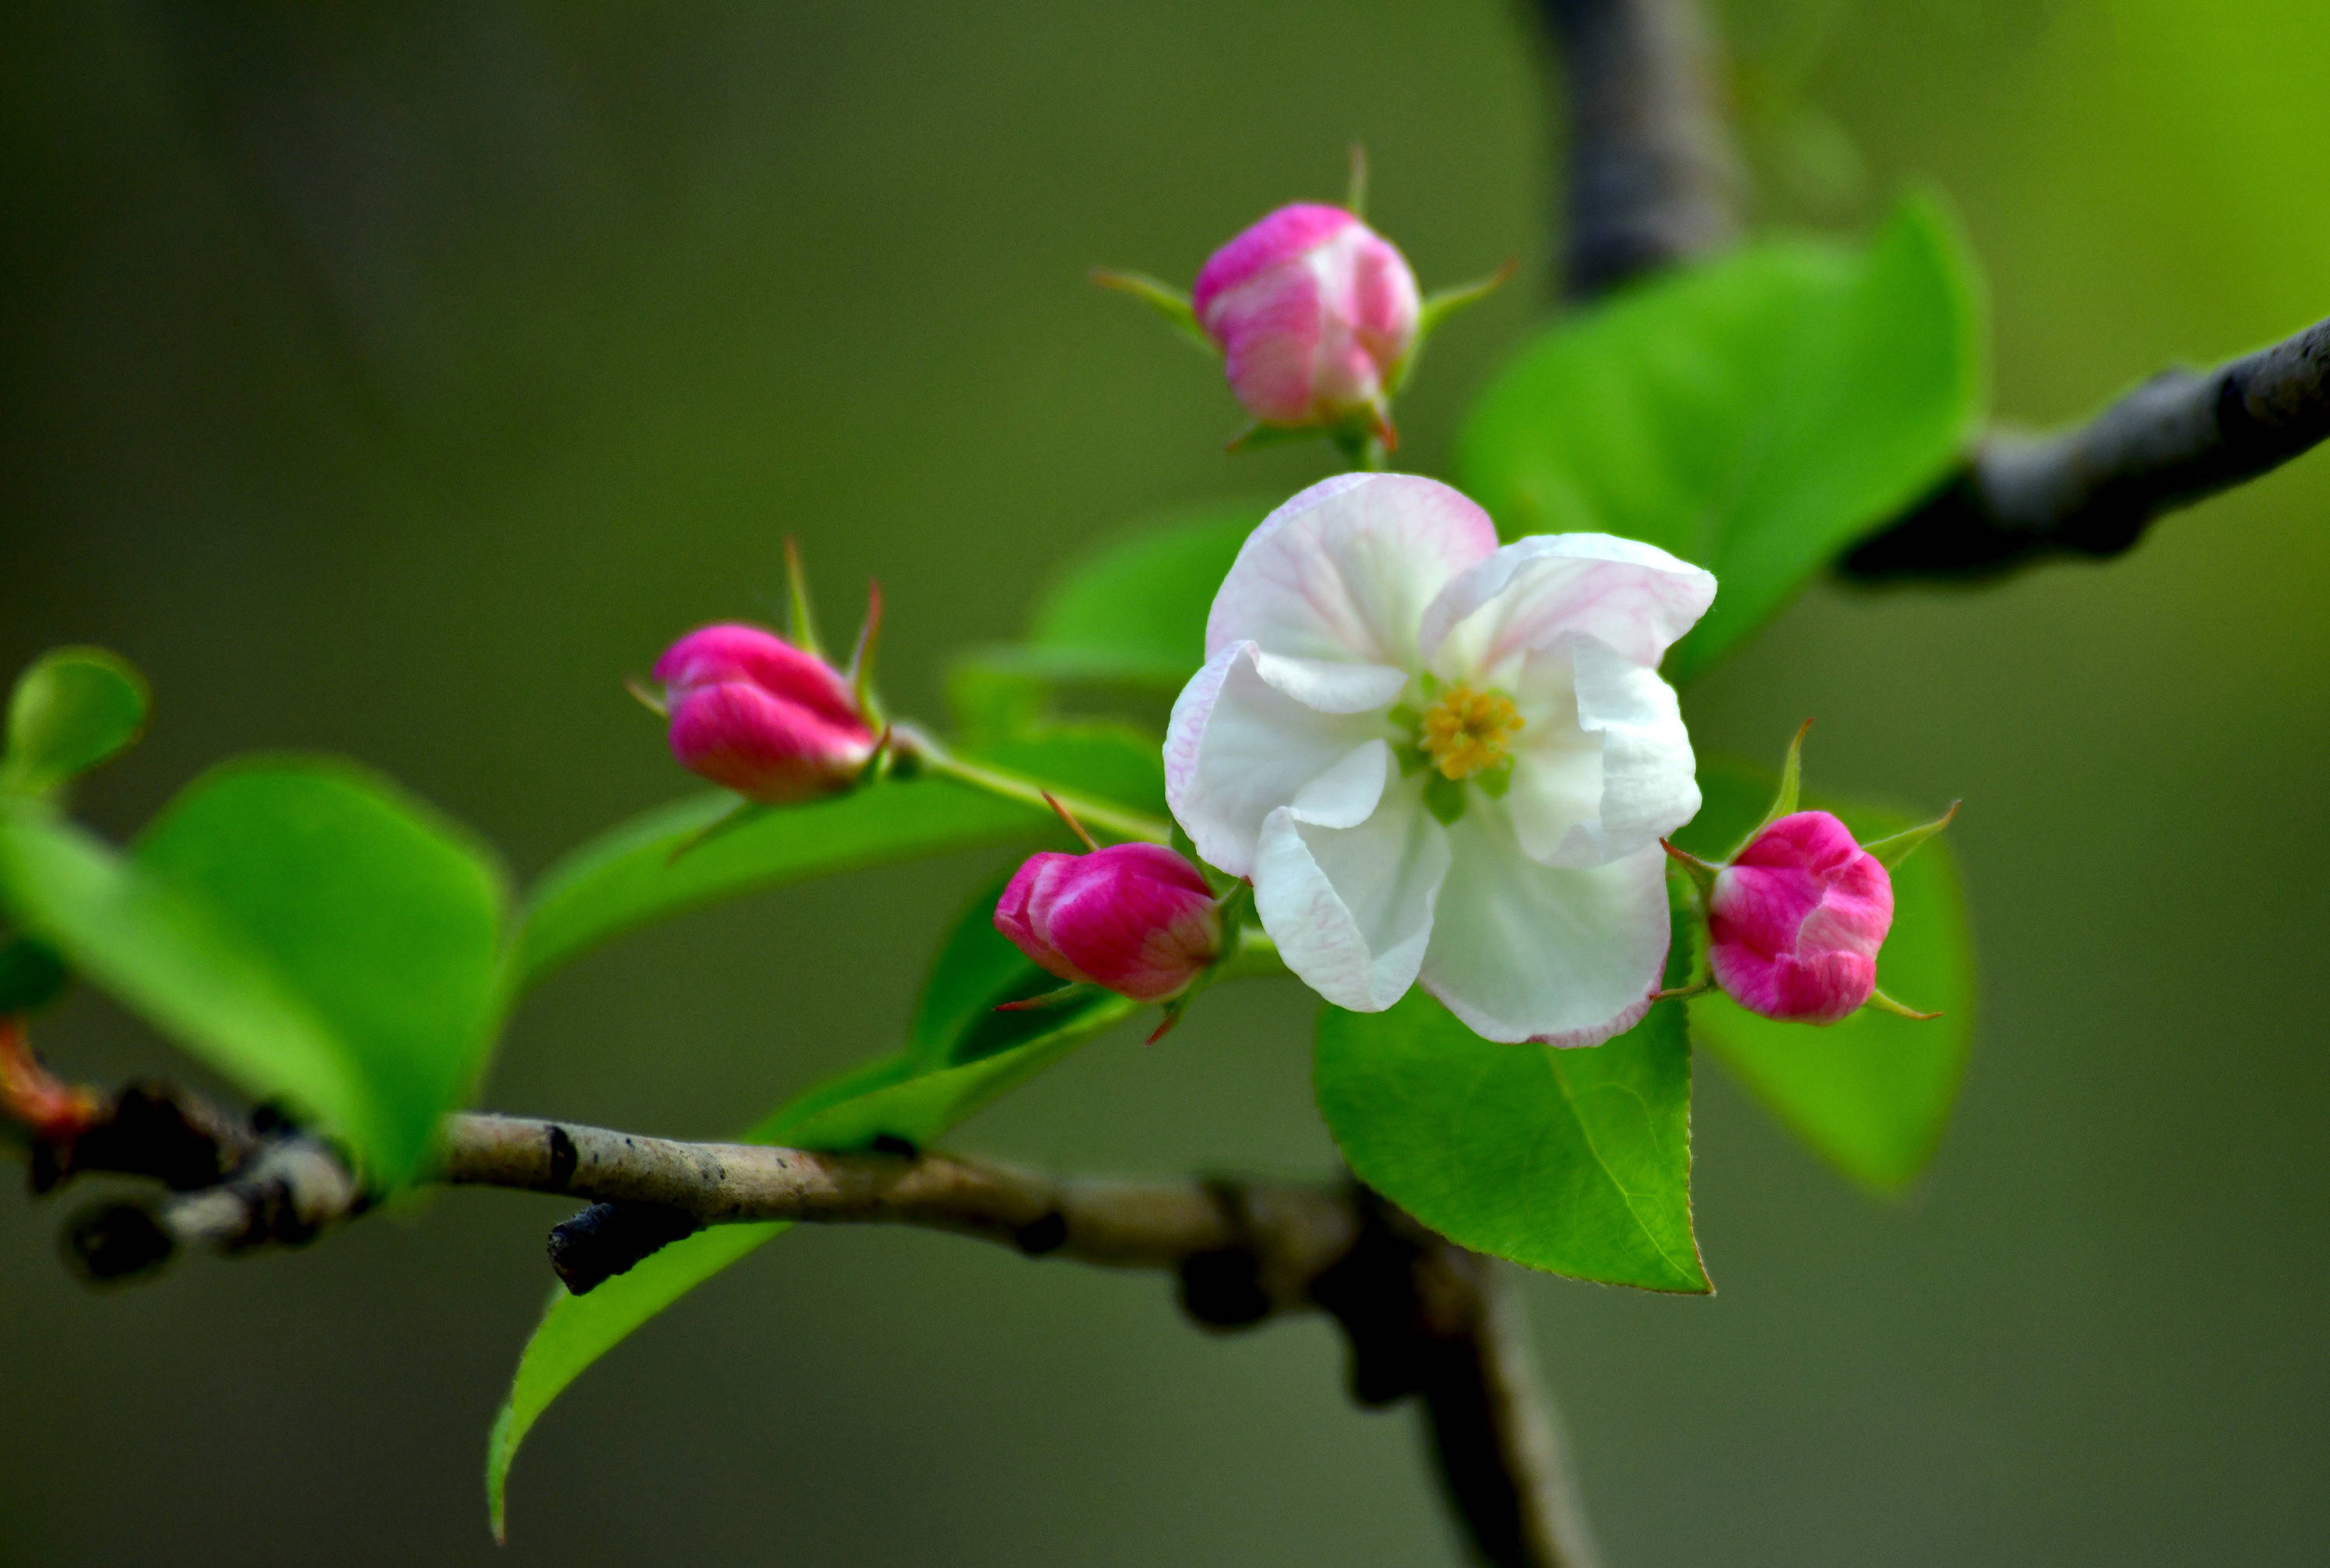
[641,540,887,805]
[1093,147,1511,463]
[1664,722,1957,1024]
[993,796,1228,1041]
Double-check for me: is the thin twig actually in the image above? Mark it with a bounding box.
[1531,0,1741,301]
[1845,313,2330,579]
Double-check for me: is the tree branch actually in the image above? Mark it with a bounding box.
[1844,313,2330,579]
[10,1080,1594,1566]
[1531,0,1740,301]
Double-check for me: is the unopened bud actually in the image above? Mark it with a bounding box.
[993,843,1222,1003]
[1706,811,1893,1024]
[653,623,876,803]
[1192,203,1419,438]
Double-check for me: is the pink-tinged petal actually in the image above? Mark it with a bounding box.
[1191,203,1359,320]
[1344,225,1424,367]
[1504,636,1699,868]
[1707,811,1894,1024]
[1214,262,1332,425]
[1192,207,1420,430]
[1420,806,1672,1045]
[1206,474,1500,668]
[993,852,1084,986]
[1166,641,1390,879]
[1253,766,1450,1013]
[666,681,875,803]
[654,622,862,728]
[1420,534,1716,680]
[996,843,1221,1003]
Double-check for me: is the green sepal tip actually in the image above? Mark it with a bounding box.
[1730,718,1812,860]
[1861,800,1960,870]
[1089,268,1214,354]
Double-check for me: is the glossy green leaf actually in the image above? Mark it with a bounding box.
[511,725,1163,993]
[0,760,506,1184]
[485,903,1135,1538]
[951,502,1264,699]
[2,647,150,797]
[1315,986,1709,1292]
[1674,763,1973,1192]
[1456,196,1984,684]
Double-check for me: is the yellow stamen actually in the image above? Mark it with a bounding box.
[1419,685,1523,781]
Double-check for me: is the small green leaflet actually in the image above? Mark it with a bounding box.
[1455,195,1985,684]
[1675,762,1973,1192]
[1314,981,1709,1294]
[510,725,1166,994]
[2,646,150,798]
[0,760,506,1187]
[485,876,1135,1540]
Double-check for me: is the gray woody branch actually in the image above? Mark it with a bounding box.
[1843,315,2330,579]
[19,1086,1595,1568]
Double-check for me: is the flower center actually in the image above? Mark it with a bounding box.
[1418,685,1523,781]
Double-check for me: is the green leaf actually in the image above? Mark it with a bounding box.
[1455,196,1984,684]
[1674,762,1974,1192]
[0,760,506,1185]
[951,502,1264,700]
[1315,988,1709,1293]
[485,901,1135,1538]
[2,647,151,797]
[510,725,1163,994]
[0,936,70,1013]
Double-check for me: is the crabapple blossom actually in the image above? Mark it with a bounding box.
[1165,472,1716,1045]
[1191,203,1421,436]
[653,623,876,803]
[994,843,1223,1003]
[1706,811,1894,1024]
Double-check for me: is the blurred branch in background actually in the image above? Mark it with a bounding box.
[1845,313,2330,579]
[1526,1,2328,589]
[1531,0,1741,301]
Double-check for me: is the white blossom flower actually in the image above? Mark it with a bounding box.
[1165,473,1716,1045]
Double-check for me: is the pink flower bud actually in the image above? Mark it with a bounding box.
[1191,203,1421,433]
[1706,812,1894,1024]
[993,843,1222,1003]
[653,623,876,803]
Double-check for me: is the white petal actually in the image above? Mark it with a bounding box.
[1207,473,1500,669]
[1248,651,1410,714]
[1166,641,1389,878]
[1254,764,1452,1013]
[1419,532,1716,680]
[1505,636,1701,867]
[1420,805,1672,1045]
[1288,735,1392,827]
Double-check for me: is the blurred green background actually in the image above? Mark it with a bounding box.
[3,1,2325,1563]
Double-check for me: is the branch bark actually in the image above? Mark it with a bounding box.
[1843,314,2330,579]
[12,1083,1596,1568]
[1531,0,1740,300]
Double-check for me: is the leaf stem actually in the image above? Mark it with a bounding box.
[895,726,1172,845]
